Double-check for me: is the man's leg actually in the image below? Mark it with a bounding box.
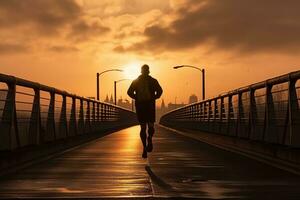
[146,122,154,152]
[140,123,147,158]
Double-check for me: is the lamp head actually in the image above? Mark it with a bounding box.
[173,65,183,69]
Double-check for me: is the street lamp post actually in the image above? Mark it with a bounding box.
[173,65,205,100]
[96,69,123,101]
[114,79,130,105]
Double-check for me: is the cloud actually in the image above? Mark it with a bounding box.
[69,20,110,41]
[0,43,28,54]
[113,45,126,53]
[121,0,300,54]
[0,0,111,54]
[48,45,79,52]
[0,0,81,36]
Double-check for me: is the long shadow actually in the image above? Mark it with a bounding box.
[145,165,176,193]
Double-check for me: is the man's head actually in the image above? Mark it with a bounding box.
[141,64,150,75]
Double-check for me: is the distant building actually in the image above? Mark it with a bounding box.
[104,94,114,104]
[117,97,132,110]
[156,99,187,121]
[167,102,186,111]
[189,94,198,104]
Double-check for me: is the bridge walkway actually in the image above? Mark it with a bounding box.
[0,125,300,199]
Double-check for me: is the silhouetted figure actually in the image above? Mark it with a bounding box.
[127,64,163,158]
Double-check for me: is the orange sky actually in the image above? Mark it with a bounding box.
[0,0,299,105]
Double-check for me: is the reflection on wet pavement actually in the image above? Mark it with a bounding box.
[0,125,300,199]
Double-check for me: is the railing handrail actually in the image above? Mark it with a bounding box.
[160,70,300,147]
[0,73,133,112]
[0,72,138,151]
[163,70,300,116]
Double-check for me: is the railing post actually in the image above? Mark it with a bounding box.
[219,97,225,134]
[78,99,84,134]
[86,101,91,133]
[96,102,100,124]
[28,88,41,145]
[200,102,203,121]
[226,95,233,135]
[207,101,212,131]
[196,104,200,121]
[249,88,257,140]
[100,103,103,122]
[59,95,68,138]
[0,83,19,150]
[92,101,96,132]
[236,92,244,137]
[104,104,107,121]
[190,105,193,121]
[213,99,218,133]
[285,78,300,146]
[46,92,55,141]
[264,85,277,143]
[69,97,77,136]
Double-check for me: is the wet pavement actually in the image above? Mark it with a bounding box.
[0,125,300,199]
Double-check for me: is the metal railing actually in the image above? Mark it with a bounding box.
[0,73,137,151]
[160,71,300,147]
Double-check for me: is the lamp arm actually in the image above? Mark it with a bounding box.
[99,69,123,76]
[183,65,203,72]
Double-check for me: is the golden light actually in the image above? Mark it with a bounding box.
[123,62,141,80]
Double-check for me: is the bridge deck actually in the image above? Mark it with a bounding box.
[0,125,300,199]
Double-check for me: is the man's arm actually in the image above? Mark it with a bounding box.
[127,81,136,99]
[154,79,163,99]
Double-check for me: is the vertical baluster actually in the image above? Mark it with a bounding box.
[200,102,203,122]
[227,95,233,135]
[69,97,77,136]
[96,102,100,128]
[78,99,84,134]
[86,100,91,133]
[29,88,41,145]
[0,83,19,150]
[236,92,244,137]
[285,78,300,146]
[249,88,257,140]
[92,101,95,132]
[59,95,68,138]
[219,97,225,134]
[213,99,218,133]
[207,101,211,132]
[46,92,55,141]
[264,84,276,143]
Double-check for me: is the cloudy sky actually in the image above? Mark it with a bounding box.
[0,0,299,104]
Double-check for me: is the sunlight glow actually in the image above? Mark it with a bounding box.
[123,62,141,80]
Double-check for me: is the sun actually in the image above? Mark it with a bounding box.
[123,62,141,80]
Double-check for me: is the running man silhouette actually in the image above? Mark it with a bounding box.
[127,64,163,158]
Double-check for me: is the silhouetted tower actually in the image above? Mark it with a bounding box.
[109,94,114,104]
[104,94,109,103]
